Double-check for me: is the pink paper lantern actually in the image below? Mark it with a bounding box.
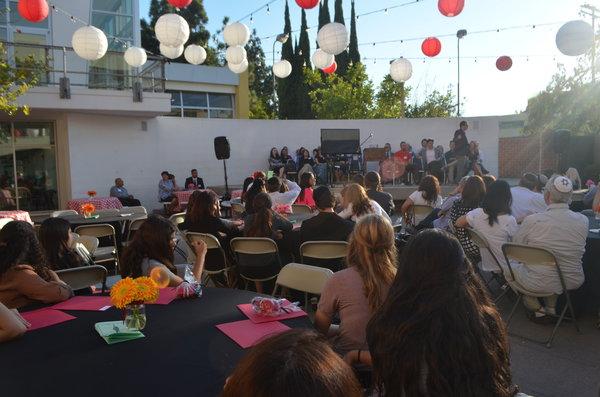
[17,0,49,23]
[167,0,193,8]
[295,0,320,9]
[496,56,513,71]
[438,0,465,17]
[421,37,442,57]
[322,61,337,74]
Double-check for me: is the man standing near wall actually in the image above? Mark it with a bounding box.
[453,121,469,183]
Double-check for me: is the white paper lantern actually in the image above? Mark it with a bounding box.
[184,45,207,65]
[225,45,247,65]
[124,46,147,68]
[223,22,250,47]
[390,58,413,83]
[71,26,108,61]
[273,60,292,79]
[155,13,190,47]
[228,59,249,74]
[160,43,184,59]
[556,20,594,57]
[312,49,335,69]
[317,22,349,55]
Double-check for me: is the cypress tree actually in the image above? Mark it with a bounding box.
[348,0,360,65]
[334,0,350,76]
[278,0,295,119]
[298,9,311,68]
[319,0,331,28]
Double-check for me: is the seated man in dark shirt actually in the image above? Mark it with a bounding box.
[364,171,395,216]
[185,169,205,190]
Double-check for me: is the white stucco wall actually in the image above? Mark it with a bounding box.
[66,114,508,209]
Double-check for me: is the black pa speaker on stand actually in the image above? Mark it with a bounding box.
[214,137,231,200]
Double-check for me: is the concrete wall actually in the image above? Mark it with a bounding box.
[66,114,511,209]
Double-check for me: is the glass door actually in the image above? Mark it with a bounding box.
[13,31,50,85]
[0,123,16,210]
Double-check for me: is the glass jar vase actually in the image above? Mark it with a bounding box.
[124,303,146,330]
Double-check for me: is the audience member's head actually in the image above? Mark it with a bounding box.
[302,149,310,159]
[161,171,170,181]
[482,180,512,226]
[481,174,496,190]
[222,329,362,397]
[39,217,82,271]
[280,146,289,158]
[245,193,273,238]
[367,229,513,397]
[245,178,267,213]
[426,139,434,149]
[121,215,176,278]
[267,176,282,193]
[461,176,486,208]
[519,173,540,191]
[114,178,124,187]
[418,175,441,205]
[191,169,198,178]
[351,174,365,187]
[460,120,469,131]
[186,190,220,225]
[347,214,397,311]
[313,186,335,211]
[384,142,392,152]
[0,221,50,281]
[421,138,428,148]
[564,167,581,184]
[544,175,573,205]
[270,147,279,159]
[298,172,316,203]
[400,141,408,151]
[342,183,372,218]
[242,177,254,197]
[365,171,383,192]
[449,140,455,150]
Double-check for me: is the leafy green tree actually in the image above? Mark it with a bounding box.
[0,44,44,116]
[333,0,350,76]
[405,89,455,118]
[348,0,360,65]
[372,75,409,118]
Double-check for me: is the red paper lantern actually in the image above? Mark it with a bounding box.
[167,0,193,8]
[295,0,320,9]
[322,61,337,74]
[17,0,49,23]
[421,37,442,57]
[496,56,513,71]
[438,0,465,17]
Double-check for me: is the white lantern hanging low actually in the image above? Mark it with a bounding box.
[155,13,190,47]
[184,45,207,65]
[228,59,249,74]
[317,22,349,55]
[160,43,184,59]
[312,49,335,69]
[225,45,247,65]
[273,60,292,79]
[124,46,147,68]
[223,22,250,47]
[556,20,594,57]
[72,26,108,61]
[390,58,413,83]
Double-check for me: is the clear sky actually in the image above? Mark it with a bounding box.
[140,0,599,117]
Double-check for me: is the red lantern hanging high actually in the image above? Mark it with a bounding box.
[17,0,49,23]
[496,56,513,72]
[167,0,193,8]
[421,37,442,57]
[322,61,337,74]
[295,0,320,9]
[438,0,465,17]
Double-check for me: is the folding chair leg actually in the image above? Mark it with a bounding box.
[565,293,581,333]
[506,294,522,327]
[493,285,509,304]
[546,304,569,348]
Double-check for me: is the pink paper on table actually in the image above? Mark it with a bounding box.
[237,301,307,324]
[216,319,290,348]
[51,296,112,311]
[21,309,76,331]
[150,288,179,305]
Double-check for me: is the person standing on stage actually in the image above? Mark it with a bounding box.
[185,169,205,190]
[453,121,469,183]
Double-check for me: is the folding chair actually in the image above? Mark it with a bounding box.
[466,228,510,302]
[502,243,580,348]
[230,237,281,293]
[0,218,12,230]
[186,232,235,288]
[74,224,119,271]
[300,241,348,272]
[72,234,99,256]
[124,218,146,246]
[169,212,186,229]
[292,204,312,215]
[231,202,245,219]
[272,263,333,311]
[51,210,78,218]
[56,265,108,293]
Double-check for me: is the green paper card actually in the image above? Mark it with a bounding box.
[95,321,145,345]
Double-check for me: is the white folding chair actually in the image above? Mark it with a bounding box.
[292,204,312,215]
[186,232,235,288]
[300,241,348,272]
[169,212,186,229]
[272,263,333,311]
[230,237,281,293]
[74,224,119,271]
[72,235,99,256]
[56,265,108,293]
[466,228,510,303]
[0,218,12,230]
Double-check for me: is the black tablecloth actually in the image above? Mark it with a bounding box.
[571,216,600,314]
[0,288,313,396]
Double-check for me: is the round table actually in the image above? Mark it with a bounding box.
[0,288,312,396]
[67,197,123,214]
[574,215,600,314]
[0,210,32,223]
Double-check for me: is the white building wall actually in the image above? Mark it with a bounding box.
[67,114,507,209]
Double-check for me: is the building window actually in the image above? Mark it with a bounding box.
[167,91,235,119]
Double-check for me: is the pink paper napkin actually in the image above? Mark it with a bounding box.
[237,301,307,324]
[150,288,179,305]
[21,309,76,331]
[216,319,290,348]
[51,296,112,311]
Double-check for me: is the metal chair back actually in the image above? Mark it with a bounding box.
[56,265,108,292]
[300,241,349,262]
[292,204,312,215]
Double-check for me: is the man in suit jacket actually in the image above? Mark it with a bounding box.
[364,172,395,216]
[185,169,205,190]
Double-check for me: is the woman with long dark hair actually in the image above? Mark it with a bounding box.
[356,230,515,396]
[450,175,487,264]
[295,172,316,209]
[244,193,292,240]
[456,180,518,273]
[401,175,443,225]
[0,221,72,308]
[120,215,207,287]
[39,217,93,270]
[268,147,283,174]
[240,177,254,204]
[244,178,267,214]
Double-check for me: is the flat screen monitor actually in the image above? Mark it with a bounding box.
[320,129,361,155]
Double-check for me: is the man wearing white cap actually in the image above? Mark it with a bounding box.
[512,175,589,321]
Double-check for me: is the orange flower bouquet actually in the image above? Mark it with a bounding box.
[87,190,97,198]
[110,277,159,330]
[81,203,96,218]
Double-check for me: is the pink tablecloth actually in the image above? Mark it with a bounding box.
[0,210,32,224]
[174,190,208,205]
[231,190,243,200]
[67,197,122,214]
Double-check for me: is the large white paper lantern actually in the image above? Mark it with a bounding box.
[160,43,184,59]
[72,26,108,61]
[184,45,207,65]
[155,13,190,47]
[225,45,247,65]
[273,60,292,78]
[312,49,335,69]
[223,22,250,47]
[228,59,249,74]
[390,58,413,82]
[556,20,594,56]
[317,22,349,55]
[124,46,147,67]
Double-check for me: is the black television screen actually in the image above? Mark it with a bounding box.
[320,129,361,154]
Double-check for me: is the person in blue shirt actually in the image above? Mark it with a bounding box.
[110,178,141,207]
